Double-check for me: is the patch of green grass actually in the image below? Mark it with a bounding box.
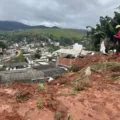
[16,92,31,101]
[4,83,11,88]
[13,52,26,62]
[74,81,85,91]
[91,62,120,71]
[10,28,84,39]
[91,62,120,81]
[37,83,45,91]
[4,80,14,88]
[16,93,24,100]
[36,98,43,109]
[110,74,120,81]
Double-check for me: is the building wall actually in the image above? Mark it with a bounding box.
[57,57,80,67]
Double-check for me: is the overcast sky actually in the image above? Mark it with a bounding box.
[0,0,120,29]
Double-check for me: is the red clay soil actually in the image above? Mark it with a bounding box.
[56,70,120,120]
[0,82,68,120]
[58,53,120,69]
[0,110,24,120]
[0,54,120,120]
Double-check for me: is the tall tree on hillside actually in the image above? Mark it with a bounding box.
[0,41,7,49]
[86,11,120,51]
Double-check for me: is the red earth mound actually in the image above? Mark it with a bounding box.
[0,54,120,120]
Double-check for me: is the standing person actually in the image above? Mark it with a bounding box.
[114,25,120,55]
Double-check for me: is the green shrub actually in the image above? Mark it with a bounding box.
[37,83,45,91]
[74,81,84,91]
[16,92,31,101]
[14,53,26,62]
[4,80,14,88]
[36,98,43,109]
[69,65,80,72]
[111,74,120,81]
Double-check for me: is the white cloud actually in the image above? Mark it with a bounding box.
[98,0,113,5]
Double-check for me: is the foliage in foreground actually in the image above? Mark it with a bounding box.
[86,9,120,51]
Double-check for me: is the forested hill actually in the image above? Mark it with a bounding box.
[0,21,87,34]
[0,28,85,46]
[0,21,59,31]
[0,21,86,46]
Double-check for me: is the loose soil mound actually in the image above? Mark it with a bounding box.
[0,110,24,120]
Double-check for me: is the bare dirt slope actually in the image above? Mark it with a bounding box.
[0,54,120,120]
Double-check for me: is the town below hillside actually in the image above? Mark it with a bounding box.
[0,26,89,83]
[0,2,120,120]
[0,21,120,120]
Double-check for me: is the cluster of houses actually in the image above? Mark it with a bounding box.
[0,38,96,83]
[0,39,60,83]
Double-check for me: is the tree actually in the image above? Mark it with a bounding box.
[86,11,120,51]
[0,41,7,49]
[34,49,41,59]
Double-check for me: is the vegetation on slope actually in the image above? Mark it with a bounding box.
[0,41,7,49]
[86,9,120,51]
[13,51,26,62]
[0,28,85,46]
[11,28,84,39]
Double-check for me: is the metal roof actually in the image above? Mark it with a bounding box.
[0,69,44,83]
[4,62,28,67]
[54,49,82,57]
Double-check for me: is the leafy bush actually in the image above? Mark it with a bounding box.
[14,52,26,62]
[0,41,7,48]
[86,11,120,51]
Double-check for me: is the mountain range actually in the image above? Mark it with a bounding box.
[0,21,59,31]
[0,21,87,33]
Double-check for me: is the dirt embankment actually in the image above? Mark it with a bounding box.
[0,54,120,120]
